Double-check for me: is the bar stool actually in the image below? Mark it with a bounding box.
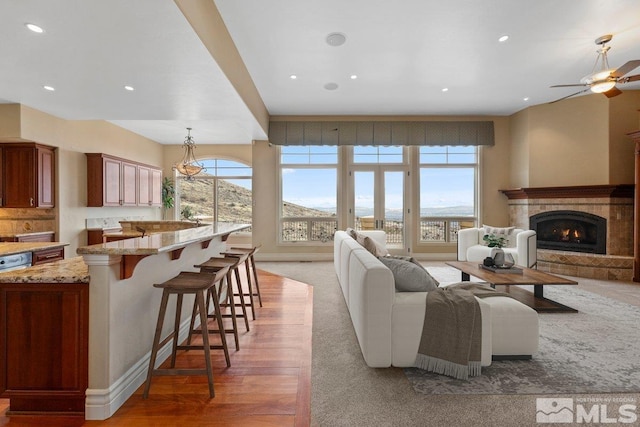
[188,263,240,351]
[222,244,263,308]
[143,267,229,399]
[195,254,252,330]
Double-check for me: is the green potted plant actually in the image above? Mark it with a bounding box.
[181,205,195,221]
[482,234,507,248]
[162,177,175,220]
[483,234,509,266]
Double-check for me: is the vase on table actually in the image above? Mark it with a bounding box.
[491,247,505,267]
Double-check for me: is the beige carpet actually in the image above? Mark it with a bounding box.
[257,261,640,427]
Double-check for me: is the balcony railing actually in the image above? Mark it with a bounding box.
[419,217,476,243]
[281,217,337,242]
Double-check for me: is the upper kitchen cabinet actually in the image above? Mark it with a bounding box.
[86,153,161,207]
[2,143,55,208]
[138,165,162,207]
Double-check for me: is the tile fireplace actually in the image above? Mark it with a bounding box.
[501,185,634,281]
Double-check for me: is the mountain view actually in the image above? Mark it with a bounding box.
[179,178,334,222]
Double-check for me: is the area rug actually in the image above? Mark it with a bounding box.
[404,270,640,394]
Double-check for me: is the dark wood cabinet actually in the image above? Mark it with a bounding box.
[0,282,89,414]
[87,227,122,245]
[0,147,3,207]
[32,246,65,265]
[1,143,55,208]
[86,153,161,207]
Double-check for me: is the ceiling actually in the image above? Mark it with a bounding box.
[2,0,640,145]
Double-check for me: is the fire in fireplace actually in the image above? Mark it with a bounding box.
[530,210,607,254]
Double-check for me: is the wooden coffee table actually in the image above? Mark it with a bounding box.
[446,261,579,313]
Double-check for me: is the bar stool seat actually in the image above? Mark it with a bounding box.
[188,263,241,351]
[143,267,229,399]
[196,254,253,330]
[222,245,262,308]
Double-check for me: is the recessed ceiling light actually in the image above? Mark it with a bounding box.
[326,32,346,47]
[498,35,509,43]
[350,75,358,80]
[290,74,297,80]
[43,85,55,91]
[442,88,449,92]
[523,97,530,101]
[25,23,44,33]
[124,85,135,91]
[324,82,339,91]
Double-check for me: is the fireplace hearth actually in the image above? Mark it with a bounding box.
[530,210,607,254]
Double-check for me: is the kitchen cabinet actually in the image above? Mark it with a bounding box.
[0,147,3,207]
[1,143,55,208]
[86,227,122,245]
[32,246,65,265]
[0,281,88,414]
[86,153,161,207]
[138,165,162,207]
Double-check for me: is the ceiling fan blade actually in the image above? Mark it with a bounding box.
[611,60,640,78]
[548,89,590,104]
[550,84,586,88]
[603,87,623,98]
[621,74,640,83]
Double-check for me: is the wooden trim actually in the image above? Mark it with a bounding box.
[169,247,185,260]
[120,255,149,280]
[500,184,634,200]
[629,130,640,282]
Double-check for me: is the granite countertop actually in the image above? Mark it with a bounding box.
[77,223,250,256]
[0,256,89,284]
[0,242,69,257]
[0,231,55,238]
[102,230,145,238]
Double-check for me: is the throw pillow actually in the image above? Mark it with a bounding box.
[377,256,439,292]
[354,231,389,257]
[482,224,516,247]
[482,224,515,235]
[345,227,358,240]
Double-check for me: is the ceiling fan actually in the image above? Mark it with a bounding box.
[549,34,640,103]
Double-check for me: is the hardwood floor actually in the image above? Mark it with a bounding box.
[0,270,313,427]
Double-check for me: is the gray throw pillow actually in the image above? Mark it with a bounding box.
[377,256,439,292]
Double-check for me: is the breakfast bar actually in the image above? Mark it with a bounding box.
[76,222,249,420]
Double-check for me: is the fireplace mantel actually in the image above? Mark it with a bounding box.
[500,184,634,200]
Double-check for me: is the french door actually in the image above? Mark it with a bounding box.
[351,166,408,251]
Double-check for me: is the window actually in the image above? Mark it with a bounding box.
[178,159,252,227]
[419,146,477,243]
[353,145,403,163]
[280,146,337,242]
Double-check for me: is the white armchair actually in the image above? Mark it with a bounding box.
[457,227,537,268]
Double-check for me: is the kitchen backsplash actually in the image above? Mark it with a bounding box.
[0,208,56,234]
[85,216,146,230]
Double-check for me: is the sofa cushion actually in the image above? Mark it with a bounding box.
[378,257,438,292]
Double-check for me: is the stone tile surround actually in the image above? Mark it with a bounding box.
[501,185,634,281]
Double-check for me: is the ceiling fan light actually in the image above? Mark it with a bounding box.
[590,80,616,93]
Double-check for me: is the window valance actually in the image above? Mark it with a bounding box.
[268,120,494,146]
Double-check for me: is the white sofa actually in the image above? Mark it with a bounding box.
[334,230,538,368]
[457,227,537,268]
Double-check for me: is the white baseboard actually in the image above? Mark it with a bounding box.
[85,318,196,420]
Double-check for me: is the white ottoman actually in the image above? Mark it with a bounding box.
[483,296,539,358]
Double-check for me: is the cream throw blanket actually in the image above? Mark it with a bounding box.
[414,283,509,380]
